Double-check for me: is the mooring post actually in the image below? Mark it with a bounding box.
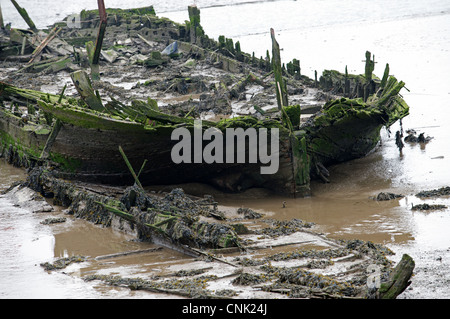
[10,0,37,32]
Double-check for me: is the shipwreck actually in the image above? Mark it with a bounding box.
[0,4,409,196]
[0,3,415,299]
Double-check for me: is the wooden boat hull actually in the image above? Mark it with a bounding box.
[0,101,307,195]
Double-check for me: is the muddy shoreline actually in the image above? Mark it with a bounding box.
[0,162,417,299]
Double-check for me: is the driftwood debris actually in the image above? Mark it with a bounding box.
[379,253,415,299]
[27,26,62,64]
[94,247,163,261]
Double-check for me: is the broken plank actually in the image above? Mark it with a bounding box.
[94,247,163,260]
[70,70,104,111]
[10,0,37,32]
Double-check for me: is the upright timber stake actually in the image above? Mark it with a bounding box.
[363,51,376,101]
[0,2,4,29]
[10,0,37,32]
[188,5,203,45]
[90,0,107,81]
[380,63,390,89]
[270,28,288,111]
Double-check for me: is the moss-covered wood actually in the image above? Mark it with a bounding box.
[379,254,415,299]
[70,70,104,112]
[10,0,37,32]
[270,28,288,110]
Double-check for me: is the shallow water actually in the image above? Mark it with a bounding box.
[1,0,450,298]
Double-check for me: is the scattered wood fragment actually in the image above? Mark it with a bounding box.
[27,27,62,64]
[94,247,163,260]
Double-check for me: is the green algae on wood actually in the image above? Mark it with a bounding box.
[10,0,37,32]
[270,28,288,110]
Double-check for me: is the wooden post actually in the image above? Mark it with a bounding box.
[270,28,288,111]
[10,0,37,32]
[344,65,350,97]
[364,51,375,101]
[0,2,4,29]
[70,70,104,112]
[188,5,201,44]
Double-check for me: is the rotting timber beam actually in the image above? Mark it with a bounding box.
[70,70,104,112]
[88,0,107,81]
[270,28,288,111]
[188,5,203,45]
[10,0,37,32]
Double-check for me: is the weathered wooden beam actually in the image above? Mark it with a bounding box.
[118,145,144,190]
[10,0,37,32]
[188,5,202,44]
[271,28,288,110]
[40,119,63,160]
[380,63,390,89]
[28,27,61,64]
[0,2,4,28]
[70,70,104,111]
[379,253,415,299]
[94,247,163,261]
